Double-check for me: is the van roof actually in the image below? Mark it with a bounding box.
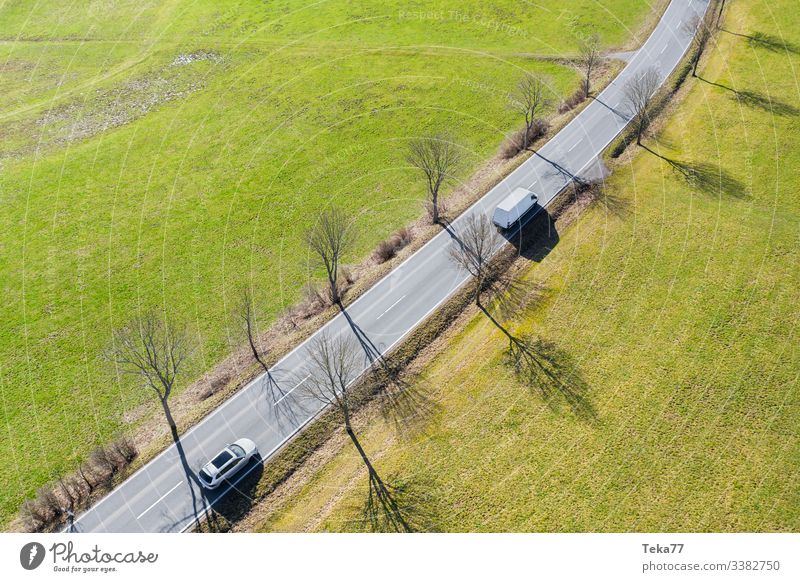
[496,187,536,212]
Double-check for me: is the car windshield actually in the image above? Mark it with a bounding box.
[199,469,212,483]
[229,444,245,458]
[210,449,233,469]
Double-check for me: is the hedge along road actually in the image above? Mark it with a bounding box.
[71,0,709,533]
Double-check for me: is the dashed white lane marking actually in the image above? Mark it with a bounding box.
[660,44,667,55]
[567,140,581,153]
[376,294,407,320]
[273,374,311,406]
[136,481,182,520]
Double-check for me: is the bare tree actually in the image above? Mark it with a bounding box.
[622,67,661,146]
[682,13,714,77]
[406,134,461,224]
[106,312,188,442]
[578,32,601,97]
[236,287,269,373]
[510,74,550,151]
[305,207,354,305]
[447,213,502,307]
[299,332,411,532]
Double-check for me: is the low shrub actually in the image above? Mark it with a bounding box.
[373,239,397,263]
[558,86,587,114]
[373,227,415,264]
[500,119,550,159]
[18,437,139,531]
[394,227,413,248]
[197,372,232,401]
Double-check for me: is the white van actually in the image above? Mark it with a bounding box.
[491,187,538,230]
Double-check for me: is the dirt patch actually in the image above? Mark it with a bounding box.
[0,59,35,73]
[35,74,204,145]
[170,50,222,67]
[0,50,220,162]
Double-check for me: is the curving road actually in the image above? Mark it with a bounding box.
[72,0,709,533]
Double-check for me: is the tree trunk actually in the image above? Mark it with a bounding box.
[160,397,179,443]
[246,318,269,372]
[328,270,340,305]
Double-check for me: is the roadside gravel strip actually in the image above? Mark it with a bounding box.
[71,0,709,533]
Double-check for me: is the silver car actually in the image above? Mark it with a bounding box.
[198,438,258,489]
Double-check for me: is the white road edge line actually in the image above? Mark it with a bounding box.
[136,481,182,520]
[273,374,311,406]
[375,294,407,320]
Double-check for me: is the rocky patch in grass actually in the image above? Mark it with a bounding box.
[1,50,222,159]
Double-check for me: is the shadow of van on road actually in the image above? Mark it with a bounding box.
[502,206,560,263]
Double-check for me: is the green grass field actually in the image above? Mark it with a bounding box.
[257,0,800,532]
[0,1,659,527]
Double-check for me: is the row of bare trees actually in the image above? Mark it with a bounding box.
[620,4,719,148]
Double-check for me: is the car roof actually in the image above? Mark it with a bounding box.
[210,448,233,468]
[202,447,234,476]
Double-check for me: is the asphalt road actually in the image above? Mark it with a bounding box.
[71,0,709,533]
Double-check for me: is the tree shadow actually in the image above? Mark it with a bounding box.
[735,90,799,116]
[479,306,595,420]
[591,95,630,121]
[171,436,211,532]
[595,187,630,218]
[722,29,800,54]
[369,354,440,435]
[482,263,550,328]
[358,474,440,533]
[262,371,288,404]
[697,77,798,117]
[336,302,439,434]
[504,332,595,420]
[642,145,748,199]
[339,306,385,366]
[64,511,81,533]
[271,386,308,426]
[534,151,586,186]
